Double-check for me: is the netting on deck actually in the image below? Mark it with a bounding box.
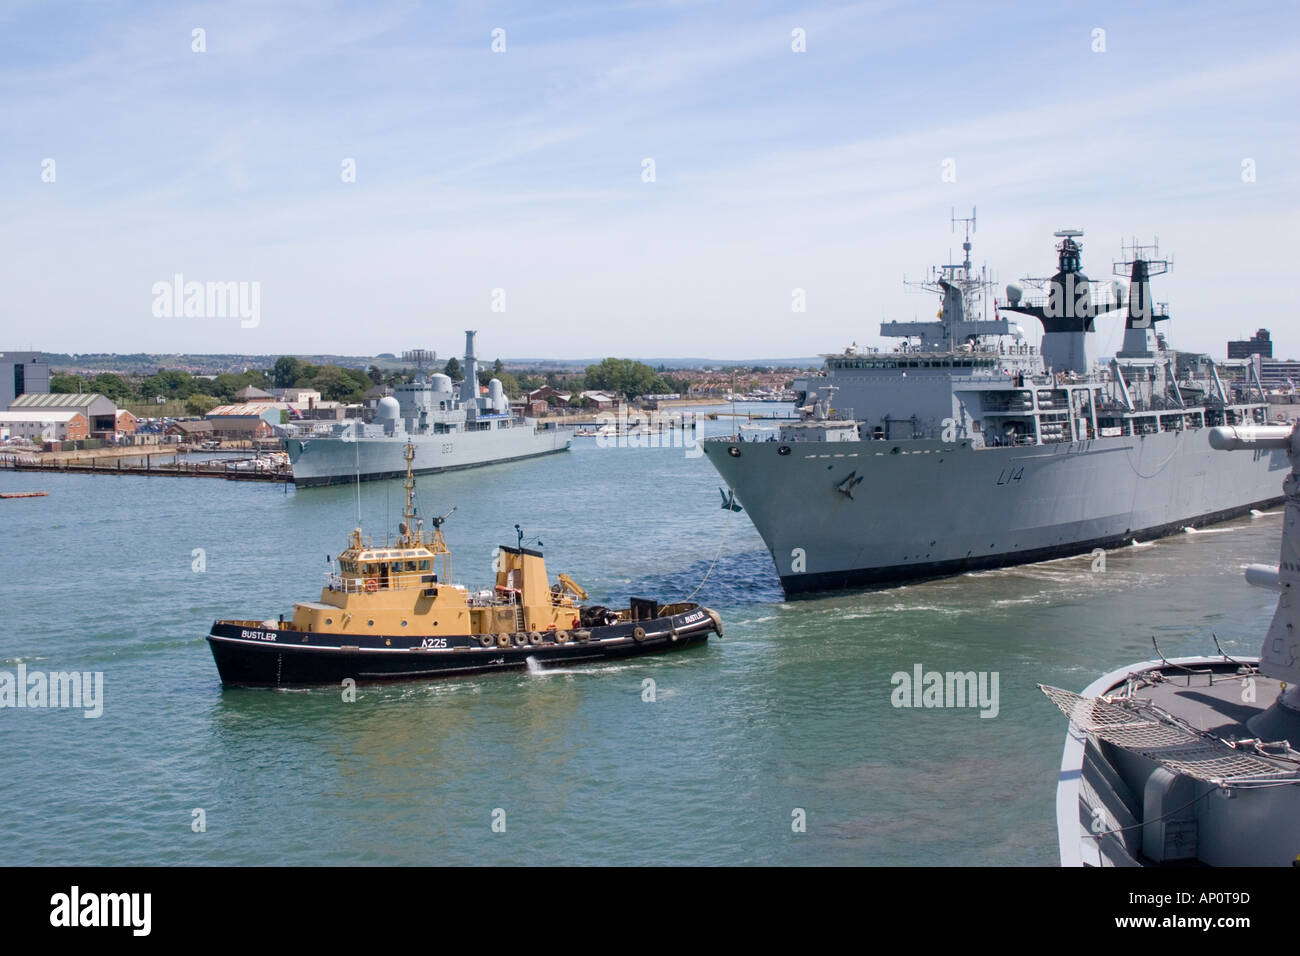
[1040,683,1295,784]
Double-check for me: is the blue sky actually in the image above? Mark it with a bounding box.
[2,0,1297,361]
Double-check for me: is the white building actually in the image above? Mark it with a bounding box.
[0,409,89,441]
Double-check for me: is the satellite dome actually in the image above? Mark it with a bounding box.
[378,396,400,420]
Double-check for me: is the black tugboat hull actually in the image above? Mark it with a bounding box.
[206,606,721,687]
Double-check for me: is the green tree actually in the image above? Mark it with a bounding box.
[184,394,219,416]
[89,373,133,402]
[583,358,665,401]
[307,365,367,402]
[272,356,305,388]
[139,370,198,400]
[443,356,462,380]
[50,373,88,393]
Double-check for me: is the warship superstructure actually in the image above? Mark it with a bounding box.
[703,214,1287,595]
[286,331,570,486]
[1041,422,1300,867]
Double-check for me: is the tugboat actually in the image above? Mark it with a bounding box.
[207,444,723,687]
[1040,423,1300,866]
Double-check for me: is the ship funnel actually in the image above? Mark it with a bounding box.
[461,330,480,405]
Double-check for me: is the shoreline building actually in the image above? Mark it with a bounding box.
[0,409,89,442]
[8,392,118,437]
[1228,329,1273,360]
[0,351,51,407]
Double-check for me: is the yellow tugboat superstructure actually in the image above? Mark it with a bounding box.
[207,441,722,686]
[291,443,584,640]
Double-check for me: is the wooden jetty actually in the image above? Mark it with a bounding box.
[0,455,291,483]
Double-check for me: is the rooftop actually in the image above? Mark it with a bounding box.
[10,392,109,409]
[0,409,85,422]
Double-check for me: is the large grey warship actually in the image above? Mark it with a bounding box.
[286,331,571,487]
[703,214,1287,595]
[1041,422,1300,867]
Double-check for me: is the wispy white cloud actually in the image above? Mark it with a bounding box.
[2,0,1297,361]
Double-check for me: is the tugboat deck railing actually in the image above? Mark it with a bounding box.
[324,571,446,593]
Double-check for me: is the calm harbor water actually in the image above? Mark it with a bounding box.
[0,404,1282,865]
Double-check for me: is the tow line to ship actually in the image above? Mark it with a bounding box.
[681,486,737,604]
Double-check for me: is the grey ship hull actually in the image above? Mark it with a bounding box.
[703,430,1288,595]
[288,427,571,487]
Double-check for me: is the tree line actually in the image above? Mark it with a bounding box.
[49,355,691,414]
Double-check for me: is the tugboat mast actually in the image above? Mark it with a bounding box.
[395,440,454,581]
[399,442,421,549]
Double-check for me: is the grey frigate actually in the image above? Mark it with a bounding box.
[1041,422,1300,867]
[286,331,570,487]
[702,213,1287,595]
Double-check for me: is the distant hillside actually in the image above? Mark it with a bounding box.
[39,352,826,374]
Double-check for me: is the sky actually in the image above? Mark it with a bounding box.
[2,0,1297,362]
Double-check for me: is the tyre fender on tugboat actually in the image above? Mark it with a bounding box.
[527,631,543,646]
[706,609,723,637]
[496,633,512,648]
[632,626,647,642]
[512,632,529,647]
[555,630,571,644]
[479,634,494,648]
[574,629,590,643]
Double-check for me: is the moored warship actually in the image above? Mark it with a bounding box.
[286,331,570,486]
[1041,422,1300,867]
[702,214,1287,595]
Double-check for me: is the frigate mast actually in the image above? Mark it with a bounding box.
[1112,237,1171,357]
[886,207,1011,352]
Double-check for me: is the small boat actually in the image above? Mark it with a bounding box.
[0,491,49,498]
[207,443,722,687]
